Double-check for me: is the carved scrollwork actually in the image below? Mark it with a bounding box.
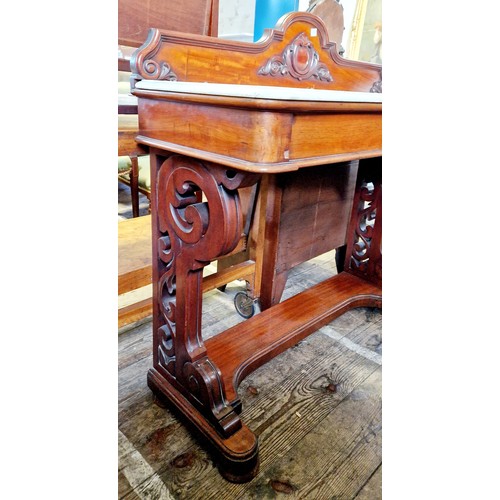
[157,231,177,375]
[157,158,246,265]
[183,358,242,436]
[153,154,259,436]
[158,324,176,375]
[350,181,376,273]
[142,59,178,81]
[258,33,333,82]
[349,175,382,285]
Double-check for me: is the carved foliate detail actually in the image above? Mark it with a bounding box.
[350,181,376,272]
[349,176,382,284]
[259,33,333,82]
[157,232,177,376]
[153,154,259,436]
[143,59,178,81]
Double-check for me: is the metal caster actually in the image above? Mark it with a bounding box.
[234,291,255,319]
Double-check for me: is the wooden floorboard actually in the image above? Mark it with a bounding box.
[355,465,382,499]
[118,250,382,499]
[221,368,382,500]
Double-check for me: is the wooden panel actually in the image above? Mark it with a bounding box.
[289,112,382,159]
[276,161,358,273]
[118,0,219,47]
[119,297,153,328]
[118,216,152,295]
[118,114,148,156]
[135,96,380,170]
[138,99,293,164]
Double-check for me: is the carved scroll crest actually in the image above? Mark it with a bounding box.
[258,32,333,82]
[142,59,178,81]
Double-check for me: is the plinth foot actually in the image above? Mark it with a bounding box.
[147,368,259,482]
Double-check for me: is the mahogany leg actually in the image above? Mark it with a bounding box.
[259,175,287,310]
[335,245,346,273]
[259,270,288,310]
[129,154,140,218]
[147,149,261,481]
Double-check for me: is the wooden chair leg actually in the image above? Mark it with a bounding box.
[130,155,140,218]
[335,245,346,273]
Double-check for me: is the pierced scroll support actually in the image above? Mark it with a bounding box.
[344,157,382,287]
[147,151,260,439]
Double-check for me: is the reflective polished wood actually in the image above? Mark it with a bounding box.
[131,12,382,482]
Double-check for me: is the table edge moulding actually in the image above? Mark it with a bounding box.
[130,11,382,482]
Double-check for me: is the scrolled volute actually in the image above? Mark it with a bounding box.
[157,155,256,265]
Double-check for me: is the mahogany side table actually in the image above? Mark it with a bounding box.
[130,12,382,482]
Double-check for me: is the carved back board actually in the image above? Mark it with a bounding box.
[130,12,381,93]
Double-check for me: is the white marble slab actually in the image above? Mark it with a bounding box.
[134,80,382,103]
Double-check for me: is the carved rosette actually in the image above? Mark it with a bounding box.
[258,33,333,82]
[349,177,382,284]
[153,154,259,436]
